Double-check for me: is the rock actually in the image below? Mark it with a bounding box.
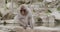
[25,27,34,32]
[51,11,60,20]
[0,30,4,32]
[13,26,25,32]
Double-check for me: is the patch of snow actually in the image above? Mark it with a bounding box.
[51,11,60,20]
[45,0,52,2]
[34,26,60,30]
[7,2,18,9]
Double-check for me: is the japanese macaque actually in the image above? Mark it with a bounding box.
[20,6,28,16]
[14,4,35,29]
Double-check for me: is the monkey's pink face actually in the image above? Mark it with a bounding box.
[21,10,25,15]
[20,6,28,16]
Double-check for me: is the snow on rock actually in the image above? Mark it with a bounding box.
[34,26,60,30]
[0,30,5,32]
[45,0,56,2]
[45,0,52,2]
[49,8,60,20]
[0,8,9,16]
[7,2,18,9]
[51,11,60,20]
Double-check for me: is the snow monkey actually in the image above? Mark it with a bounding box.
[14,4,35,29]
